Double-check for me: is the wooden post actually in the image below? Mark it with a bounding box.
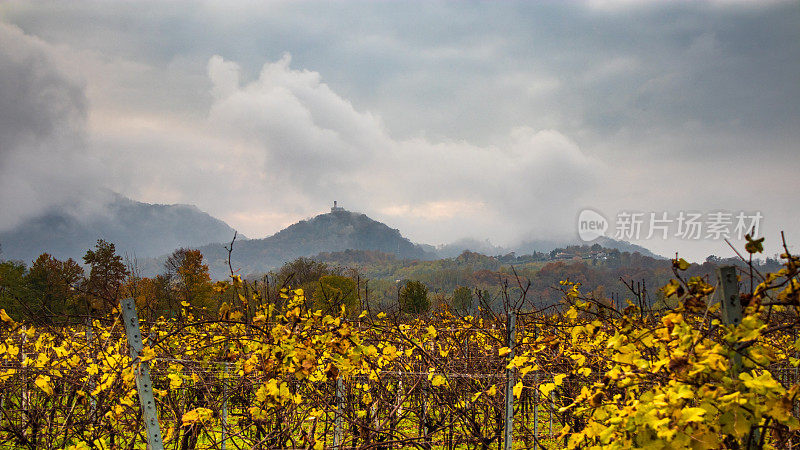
[532,326,539,445]
[422,342,432,450]
[397,378,404,417]
[221,362,228,450]
[86,318,96,414]
[120,298,164,450]
[422,380,430,450]
[21,327,28,413]
[503,310,516,450]
[795,330,799,421]
[533,370,539,443]
[334,377,344,449]
[717,266,743,374]
[716,266,760,449]
[549,389,555,437]
[371,399,378,446]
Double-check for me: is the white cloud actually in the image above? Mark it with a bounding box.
[208,55,241,100]
[88,54,602,245]
[380,201,487,221]
[211,56,602,243]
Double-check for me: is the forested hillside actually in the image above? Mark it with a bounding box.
[310,246,782,311]
[2,233,782,325]
[191,208,431,278]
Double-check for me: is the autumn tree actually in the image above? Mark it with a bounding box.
[82,240,129,313]
[271,257,339,310]
[164,248,213,311]
[26,253,84,323]
[122,274,174,321]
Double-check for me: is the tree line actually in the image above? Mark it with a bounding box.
[1,239,783,326]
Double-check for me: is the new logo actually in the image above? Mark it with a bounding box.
[578,209,608,242]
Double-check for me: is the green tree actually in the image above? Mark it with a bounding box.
[400,280,429,314]
[312,275,359,316]
[452,286,474,315]
[0,260,27,319]
[277,257,332,287]
[82,240,129,312]
[275,257,336,310]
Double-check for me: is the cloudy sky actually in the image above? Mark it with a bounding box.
[0,1,798,261]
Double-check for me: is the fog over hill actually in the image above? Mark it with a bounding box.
[193,206,430,279]
[1,193,664,278]
[185,206,663,279]
[438,236,663,260]
[0,194,239,265]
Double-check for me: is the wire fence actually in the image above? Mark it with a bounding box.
[3,299,800,449]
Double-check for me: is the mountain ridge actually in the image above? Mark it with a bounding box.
[184,207,664,279]
[0,194,240,264]
[193,207,430,278]
[2,196,665,278]
[438,236,664,260]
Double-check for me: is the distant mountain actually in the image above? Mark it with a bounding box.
[435,238,505,259]
[591,236,665,259]
[1,192,665,279]
[437,236,664,260]
[511,236,663,260]
[196,207,430,278]
[0,194,239,264]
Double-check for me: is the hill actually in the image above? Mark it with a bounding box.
[2,193,666,281]
[435,236,664,261]
[514,236,665,260]
[196,207,431,278]
[0,194,239,264]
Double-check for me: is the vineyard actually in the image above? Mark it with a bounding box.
[1,240,800,449]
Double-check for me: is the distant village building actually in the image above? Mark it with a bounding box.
[331,201,345,213]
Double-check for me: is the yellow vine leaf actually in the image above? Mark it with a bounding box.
[681,407,706,423]
[168,373,183,389]
[139,346,156,362]
[513,381,524,399]
[0,309,14,324]
[181,407,214,426]
[36,375,54,395]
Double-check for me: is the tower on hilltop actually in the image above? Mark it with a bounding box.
[331,201,345,213]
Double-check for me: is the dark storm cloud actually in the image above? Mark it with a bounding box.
[4,1,797,145]
[572,3,800,140]
[0,24,86,159]
[0,23,109,231]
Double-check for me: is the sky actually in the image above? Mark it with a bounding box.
[0,1,798,261]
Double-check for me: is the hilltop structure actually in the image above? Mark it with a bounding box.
[331,201,345,213]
